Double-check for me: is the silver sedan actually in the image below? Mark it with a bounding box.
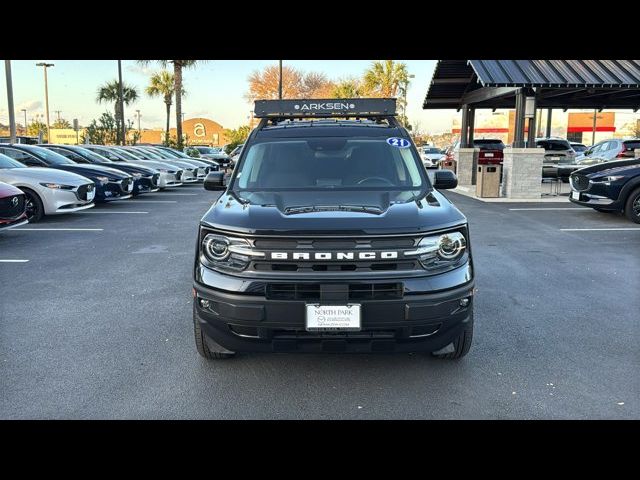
[0,153,95,222]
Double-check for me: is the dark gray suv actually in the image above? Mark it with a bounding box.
[536,138,578,181]
[577,139,640,166]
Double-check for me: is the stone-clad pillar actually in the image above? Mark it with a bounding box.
[455,148,479,186]
[502,147,545,199]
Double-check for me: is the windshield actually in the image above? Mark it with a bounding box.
[143,147,174,159]
[25,146,77,165]
[423,147,441,154]
[70,146,112,163]
[115,147,145,160]
[572,144,587,152]
[0,154,25,168]
[231,137,428,204]
[473,139,504,149]
[623,140,640,150]
[133,147,164,159]
[195,147,217,154]
[158,147,189,158]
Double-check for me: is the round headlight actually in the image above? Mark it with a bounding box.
[203,234,230,260]
[438,232,466,259]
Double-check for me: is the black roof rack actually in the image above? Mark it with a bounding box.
[254,98,397,119]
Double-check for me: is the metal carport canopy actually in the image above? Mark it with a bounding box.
[423,60,640,110]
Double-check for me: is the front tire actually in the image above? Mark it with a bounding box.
[432,312,474,360]
[624,187,640,224]
[21,188,44,223]
[193,304,235,359]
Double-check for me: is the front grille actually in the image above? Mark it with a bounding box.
[265,283,404,301]
[0,194,25,219]
[76,183,94,201]
[571,174,590,192]
[250,235,421,273]
[120,178,132,193]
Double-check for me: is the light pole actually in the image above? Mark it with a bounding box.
[54,110,62,121]
[4,61,17,143]
[136,110,141,132]
[35,62,54,142]
[181,113,186,123]
[278,60,283,100]
[21,109,27,135]
[117,60,126,145]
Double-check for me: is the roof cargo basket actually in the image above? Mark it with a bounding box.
[254,98,397,119]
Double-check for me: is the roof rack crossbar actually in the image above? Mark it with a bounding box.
[254,98,397,119]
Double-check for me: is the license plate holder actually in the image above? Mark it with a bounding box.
[305,304,361,332]
[571,191,580,200]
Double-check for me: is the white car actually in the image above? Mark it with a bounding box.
[83,145,184,188]
[420,146,446,168]
[0,153,95,222]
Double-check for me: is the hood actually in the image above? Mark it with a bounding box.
[575,158,640,176]
[100,162,157,175]
[0,181,23,197]
[0,167,93,185]
[118,159,179,171]
[201,189,466,236]
[54,164,131,180]
[176,158,209,167]
[154,159,199,170]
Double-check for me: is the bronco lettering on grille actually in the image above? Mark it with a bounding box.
[269,251,399,261]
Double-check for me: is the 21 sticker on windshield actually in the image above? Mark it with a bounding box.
[386,137,411,148]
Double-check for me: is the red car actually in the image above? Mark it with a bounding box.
[0,181,28,231]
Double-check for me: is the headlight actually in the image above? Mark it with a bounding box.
[407,231,467,271]
[158,168,168,172]
[201,233,264,272]
[95,176,110,185]
[132,173,142,178]
[39,182,74,190]
[590,175,624,185]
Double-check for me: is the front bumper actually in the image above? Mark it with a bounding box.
[193,263,475,354]
[569,191,621,209]
[42,187,95,215]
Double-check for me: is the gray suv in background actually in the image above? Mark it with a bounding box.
[577,138,640,166]
[536,138,577,181]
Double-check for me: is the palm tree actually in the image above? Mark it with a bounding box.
[363,60,409,98]
[96,80,139,143]
[138,60,202,149]
[145,70,185,145]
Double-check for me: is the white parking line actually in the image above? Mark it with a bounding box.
[509,208,588,211]
[120,200,177,204]
[77,211,149,214]
[0,259,29,263]
[13,228,104,231]
[561,228,640,231]
[151,193,198,196]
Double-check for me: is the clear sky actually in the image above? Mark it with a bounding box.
[0,59,457,133]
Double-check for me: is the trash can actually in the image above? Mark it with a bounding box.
[441,159,457,173]
[476,164,501,198]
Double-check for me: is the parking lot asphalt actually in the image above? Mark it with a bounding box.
[1,182,638,419]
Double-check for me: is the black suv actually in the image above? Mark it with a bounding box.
[570,158,640,223]
[193,99,474,359]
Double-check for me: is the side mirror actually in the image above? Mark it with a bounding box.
[433,169,458,190]
[203,171,226,191]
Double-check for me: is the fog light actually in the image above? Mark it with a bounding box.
[459,298,470,307]
[199,298,210,309]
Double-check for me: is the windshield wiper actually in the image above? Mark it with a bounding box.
[284,205,384,215]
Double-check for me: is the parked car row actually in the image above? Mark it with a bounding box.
[0,144,221,225]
